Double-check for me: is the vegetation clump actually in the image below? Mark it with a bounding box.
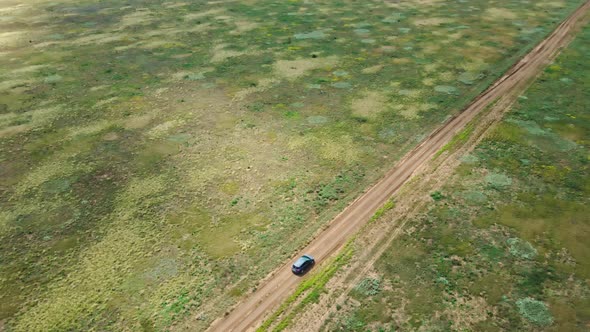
[461,190,487,204]
[458,72,484,85]
[430,191,445,201]
[370,200,395,222]
[516,298,554,326]
[485,172,512,189]
[354,278,381,296]
[507,238,537,260]
[434,85,458,95]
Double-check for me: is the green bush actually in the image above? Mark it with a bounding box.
[507,238,537,260]
[485,172,512,189]
[516,298,554,326]
[430,191,445,201]
[355,278,381,296]
[342,312,367,331]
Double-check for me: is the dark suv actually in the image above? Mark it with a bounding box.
[291,254,315,275]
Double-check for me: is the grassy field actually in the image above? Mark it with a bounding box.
[0,0,585,330]
[317,18,590,332]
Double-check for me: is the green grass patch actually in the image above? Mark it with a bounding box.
[434,123,475,159]
[369,199,395,223]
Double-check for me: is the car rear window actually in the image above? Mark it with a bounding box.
[293,257,307,268]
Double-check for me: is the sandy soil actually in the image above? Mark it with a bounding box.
[207,2,590,331]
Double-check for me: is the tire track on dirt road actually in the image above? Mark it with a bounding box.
[207,2,590,331]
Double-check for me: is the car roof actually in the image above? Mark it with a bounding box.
[293,255,313,268]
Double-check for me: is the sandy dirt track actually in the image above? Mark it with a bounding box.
[207,2,590,331]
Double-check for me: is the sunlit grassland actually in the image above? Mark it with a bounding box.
[0,0,585,330]
[319,17,590,332]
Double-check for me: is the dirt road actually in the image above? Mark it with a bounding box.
[207,2,590,331]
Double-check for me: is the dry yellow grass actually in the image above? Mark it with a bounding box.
[350,91,389,119]
[274,56,339,80]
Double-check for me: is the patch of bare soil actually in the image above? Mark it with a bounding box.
[412,17,454,26]
[485,7,518,20]
[273,56,339,80]
[350,91,388,119]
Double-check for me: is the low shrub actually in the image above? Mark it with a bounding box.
[516,297,554,326]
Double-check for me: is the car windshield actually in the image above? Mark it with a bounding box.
[293,256,309,268]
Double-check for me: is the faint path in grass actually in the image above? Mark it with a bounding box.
[206,1,590,331]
